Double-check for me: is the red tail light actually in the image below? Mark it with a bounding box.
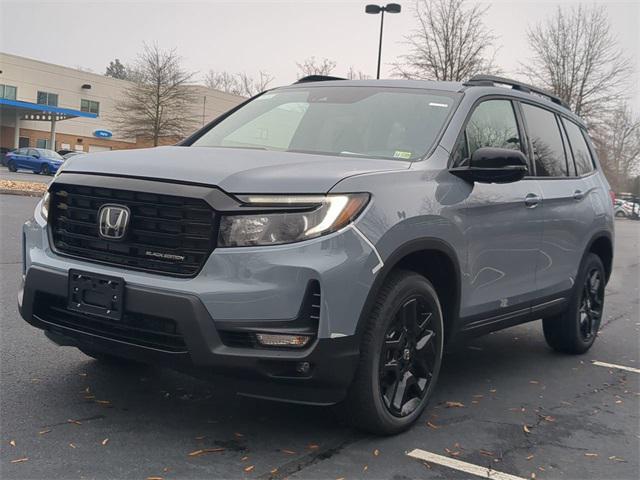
[609,190,616,205]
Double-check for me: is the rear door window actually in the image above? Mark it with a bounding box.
[521,103,568,177]
[562,119,595,176]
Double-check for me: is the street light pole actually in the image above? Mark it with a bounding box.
[376,9,384,80]
[366,3,401,80]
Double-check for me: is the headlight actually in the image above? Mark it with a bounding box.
[219,193,370,247]
[40,191,50,220]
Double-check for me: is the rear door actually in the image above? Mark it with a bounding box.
[454,98,545,320]
[519,102,595,301]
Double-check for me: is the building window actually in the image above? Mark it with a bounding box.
[36,138,50,149]
[37,91,58,106]
[80,99,100,115]
[0,84,17,100]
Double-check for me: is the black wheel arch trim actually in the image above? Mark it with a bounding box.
[583,230,614,283]
[355,237,462,341]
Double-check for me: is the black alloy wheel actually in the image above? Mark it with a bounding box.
[578,268,604,341]
[41,164,51,175]
[379,296,438,417]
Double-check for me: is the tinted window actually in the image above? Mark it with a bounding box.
[193,87,458,161]
[465,100,521,156]
[522,104,568,177]
[563,119,594,176]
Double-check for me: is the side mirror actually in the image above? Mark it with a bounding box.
[33,152,40,158]
[450,147,528,184]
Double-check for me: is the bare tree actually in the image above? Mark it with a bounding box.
[591,104,640,191]
[393,0,498,81]
[347,67,371,80]
[105,58,128,80]
[112,44,197,146]
[522,5,632,120]
[204,70,273,97]
[296,57,337,78]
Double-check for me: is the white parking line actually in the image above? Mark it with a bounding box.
[406,449,527,480]
[592,360,640,374]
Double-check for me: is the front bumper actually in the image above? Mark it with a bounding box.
[19,266,360,405]
[20,192,382,404]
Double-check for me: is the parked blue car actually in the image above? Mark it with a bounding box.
[5,148,64,175]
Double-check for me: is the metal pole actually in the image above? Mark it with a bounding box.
[13,110,20,149]
[50,117,57,150]
[377,9,385,79]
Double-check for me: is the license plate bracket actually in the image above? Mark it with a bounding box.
[68,269,125,321]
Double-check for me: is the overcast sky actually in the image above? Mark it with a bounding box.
[1,0,638,109]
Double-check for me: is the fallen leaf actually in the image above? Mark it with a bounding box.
[308,443,320,450]
[336,477,345,480]
[234,432,244,438]
[281,449,296,455]
[9,440,16,447]
[85,387,90,393]
[67,419,82,425]
[241,456,249,461]
[543,416,556,422]
[363,465,368,471]
[79,373,87,377]
[530,473,536,479]
[195,435,206,440]
[96,400,111,405]
[10,458,28,463]
[480,449,494,457]
[523,425,531,433]
[270,468,279,474]
[188,447,225,457]
[101,438,109,446]
[529,380,539,384]
[427,421,440,430]
[585,453,598,457]
[244,465,254,473]
[472,395,484,399]
[84,395,96,400]
[146,477,164,480]
[373,449,380,456]
[38,429,51,435]
[445,401,465,408]
[69,443,76,448]
[445,448,461,457]
[609,456,625,462]
[489,389,497,393]
[526,454,535,460]
[422,461,432,469]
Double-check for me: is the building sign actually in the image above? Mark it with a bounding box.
[93,129,113,138]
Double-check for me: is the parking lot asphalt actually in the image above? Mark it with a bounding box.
[1,193,638,480]
[0,168,52,184]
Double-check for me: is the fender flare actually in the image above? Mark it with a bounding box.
[354,237,463,339]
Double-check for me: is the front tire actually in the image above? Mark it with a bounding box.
[543,253,605,354]
[346,270,444,435]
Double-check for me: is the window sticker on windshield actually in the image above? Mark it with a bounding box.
[257,93,276,100]
[393,151,412,159]
[429,102,449,108]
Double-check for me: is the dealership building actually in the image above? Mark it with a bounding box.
[0,52,244,153]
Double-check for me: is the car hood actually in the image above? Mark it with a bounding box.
[62,146,410,193]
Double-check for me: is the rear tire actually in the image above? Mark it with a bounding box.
[345,270,444,435]
[40,163,51,175]
[7,161,17,172]
[543,253,605,354]
[615,211,626,218]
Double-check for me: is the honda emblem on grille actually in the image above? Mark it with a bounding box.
[98,204,130,240]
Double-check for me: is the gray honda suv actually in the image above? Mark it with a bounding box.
[19,75,614,434]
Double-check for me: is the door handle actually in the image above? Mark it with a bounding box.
[524,193,541,208]
[573,190,584,200]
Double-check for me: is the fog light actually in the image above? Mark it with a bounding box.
[296,362,311,374]
[255,333,311,348]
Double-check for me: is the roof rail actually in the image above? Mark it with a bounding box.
[294,75,347,84]
[464,75,570,110]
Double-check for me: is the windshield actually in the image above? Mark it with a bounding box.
[191,86,458,160]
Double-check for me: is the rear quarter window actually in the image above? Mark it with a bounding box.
[562,119,595,176]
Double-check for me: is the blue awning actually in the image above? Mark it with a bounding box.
[0,98,98,121]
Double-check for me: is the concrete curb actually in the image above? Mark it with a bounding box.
[0,188,44,197]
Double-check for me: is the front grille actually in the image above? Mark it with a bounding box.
[49,183,216,277]
[34,293,187,352]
